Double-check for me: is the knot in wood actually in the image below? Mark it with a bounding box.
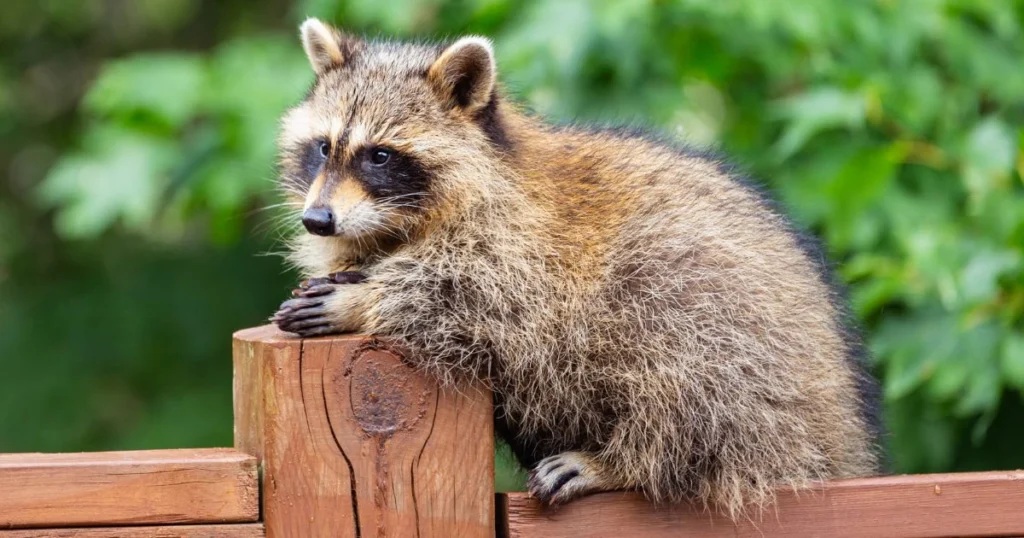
[348,348,430,435]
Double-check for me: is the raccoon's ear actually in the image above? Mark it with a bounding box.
[300,18,358,75]
[427,36,496,112]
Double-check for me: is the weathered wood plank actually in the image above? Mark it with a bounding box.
[233,325,494,538]
[0,448,258,529]
[0,524,265,538]
[502,470,1024,538]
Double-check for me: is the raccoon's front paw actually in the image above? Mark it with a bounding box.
[527,451,610,506]
[297,271,367,290]
[271,272,368,337]
[271,290,338,337]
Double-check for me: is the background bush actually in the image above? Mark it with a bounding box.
[2,0,1023,489]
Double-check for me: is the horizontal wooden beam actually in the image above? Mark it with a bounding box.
[0,448,258,529]
[501,470,1024,538]
[0,524,264,538]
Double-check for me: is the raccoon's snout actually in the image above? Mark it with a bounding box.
[302,207,335,236]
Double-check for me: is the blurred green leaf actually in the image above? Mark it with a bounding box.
[84,54,206,128]
[38,127,176,238]
[1002,333,1024,391]
[771,87,866,160]
[962,118,1017,201]
[960,249,1021,305]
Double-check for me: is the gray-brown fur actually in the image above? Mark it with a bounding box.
[271,18,883,518]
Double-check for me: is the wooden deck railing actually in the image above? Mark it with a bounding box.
[0,448,260,536]
[0,325,1022,537]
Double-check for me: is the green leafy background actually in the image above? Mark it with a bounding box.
[2,0,1023,491]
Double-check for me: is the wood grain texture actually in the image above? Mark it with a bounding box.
[0,524,265,538]
[0,448,258,529]
[502,470,1024,538]
[234,325,494,538]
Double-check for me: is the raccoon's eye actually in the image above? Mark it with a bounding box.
[318,141,330,158]
[369,148,391,166]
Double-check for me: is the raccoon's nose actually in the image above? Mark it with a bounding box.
[302,207,335,236]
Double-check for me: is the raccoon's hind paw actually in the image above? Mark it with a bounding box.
[527,451,610,506]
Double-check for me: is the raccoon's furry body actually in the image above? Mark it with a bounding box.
[272,19,882,517]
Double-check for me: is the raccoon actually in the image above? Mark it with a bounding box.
[271,18,883,517]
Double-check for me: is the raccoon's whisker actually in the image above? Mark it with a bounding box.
[253,216,288,235]
[276,182,308,194]
[377,192,428,203]
[255,247,294,259]
[356,232,370,253]
[249,202,304,218]
[370,221,403,238]
[257,222,301,239]
[255,207,303,225]
[275,186,307,196]
[368,209,412,236]
[373,202,423,212]
[377,202,422,212]
[259,201,304,209]
[255,210,304,236]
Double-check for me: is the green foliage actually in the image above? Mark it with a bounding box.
[3,0,1024,486]
[37,37,313,243]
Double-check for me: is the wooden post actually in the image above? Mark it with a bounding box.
[233,325,495,538]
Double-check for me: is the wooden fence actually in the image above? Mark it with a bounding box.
[1,325,1022,537]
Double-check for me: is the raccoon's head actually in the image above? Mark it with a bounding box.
[277,18,507,247]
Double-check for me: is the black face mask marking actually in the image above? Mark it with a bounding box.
[297,139,330,187]
[352,146,433,206]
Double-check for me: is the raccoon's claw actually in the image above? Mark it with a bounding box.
[272,294,339,337]
[298,276,333,289]
[327,271,367,284]
[527,452,607,506]
[298,271,366,290]
[291,284,334,298]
